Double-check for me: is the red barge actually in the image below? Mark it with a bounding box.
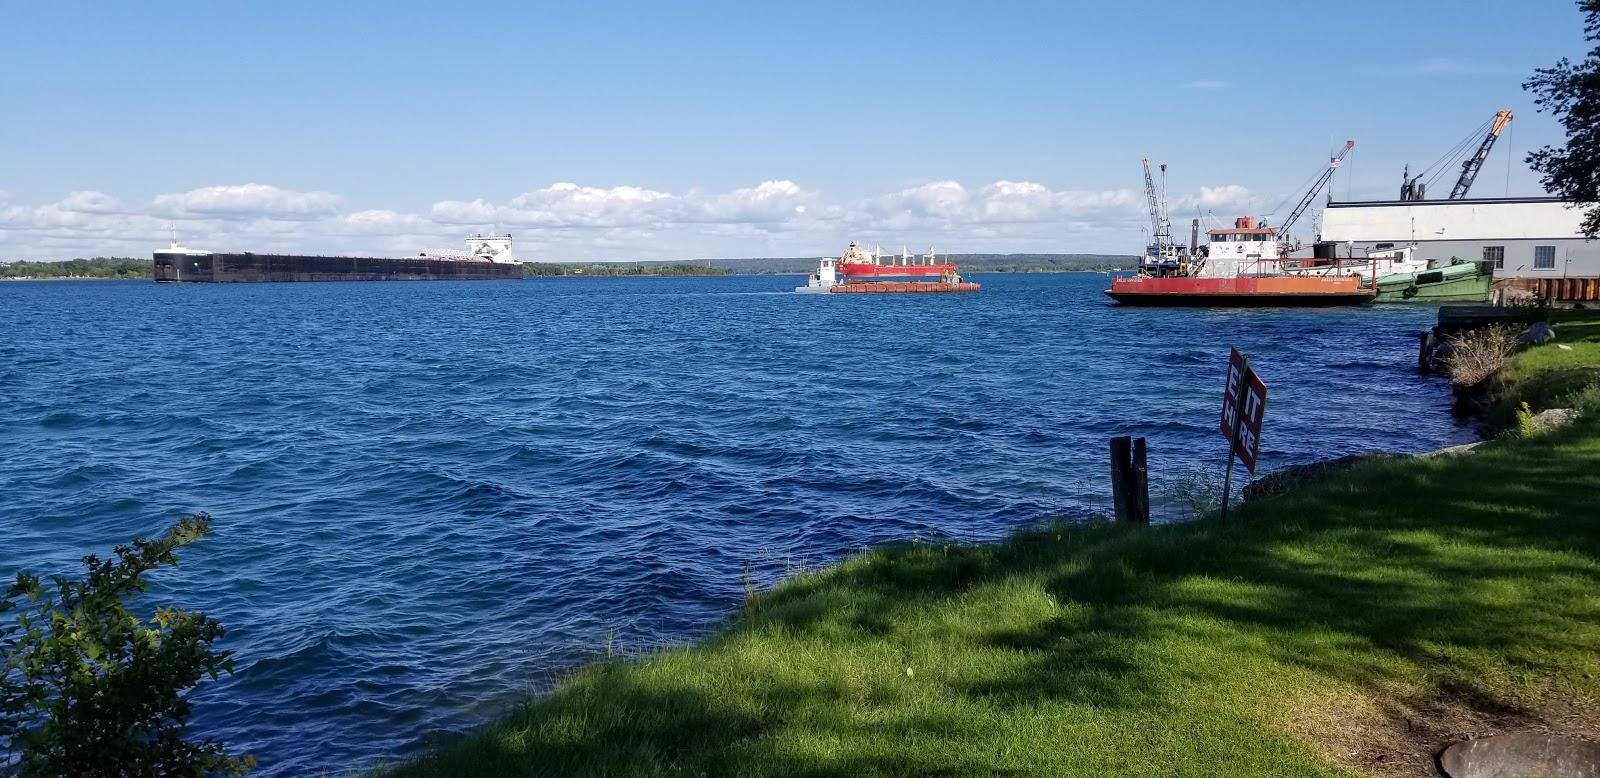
[797,243,979,294]
[1107,146,1375,307]
[1106,216,1375,306]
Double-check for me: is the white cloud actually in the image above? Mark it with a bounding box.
[1,192,134,232]
[338,209,430,234]
[152,183,341,220]
[58,191,122,214]
[863,180,1143,231]
[693,180,822,225]
[1181,79,1229,89]
[433,183,678,228]
[0,178,1263,261]
[429,198,499,225]
[1174,184,1261,214]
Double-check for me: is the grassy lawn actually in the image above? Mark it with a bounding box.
[395,329,1600,777]
[1495,319,1600,422]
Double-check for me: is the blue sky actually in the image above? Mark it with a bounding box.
[0,0,1588,260]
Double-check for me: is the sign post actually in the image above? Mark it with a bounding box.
[1218,347,1268,523]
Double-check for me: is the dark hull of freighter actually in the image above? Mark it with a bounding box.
[153,252,522,283]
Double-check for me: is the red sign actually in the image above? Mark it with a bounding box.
[1220,348,1268,474]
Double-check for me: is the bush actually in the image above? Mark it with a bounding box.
[0,514,253,776]
[1561,382,1600,418]
[1442,326,1518,388]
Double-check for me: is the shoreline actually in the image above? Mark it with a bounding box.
[389,317,1600,776]
[0,276,148,282]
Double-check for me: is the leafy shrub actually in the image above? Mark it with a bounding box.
[1560,382,1600,417]
[0,514,253,776]
[1442,326,1517,388]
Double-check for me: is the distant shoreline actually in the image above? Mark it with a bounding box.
[1,269,1124,283]
[1,276,146,282]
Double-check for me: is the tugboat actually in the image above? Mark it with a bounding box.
[1283,246,1494,303]
[797,243,979,294]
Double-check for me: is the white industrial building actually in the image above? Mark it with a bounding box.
[1319,197,1598,280]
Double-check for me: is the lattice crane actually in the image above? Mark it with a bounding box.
[1449,110,1513,199]
[1281,141,1354,236]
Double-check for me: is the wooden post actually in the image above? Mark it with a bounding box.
[1417,330,1436,373]
[1131,437,1150,525]
[1109,436,1131,523]
[1110,436,1150,525]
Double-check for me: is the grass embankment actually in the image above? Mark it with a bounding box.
[1489,318,1600,426]
[397,326,1600,777]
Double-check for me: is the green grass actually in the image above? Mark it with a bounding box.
[393,329,1600,777]
[1493,319,1600,425]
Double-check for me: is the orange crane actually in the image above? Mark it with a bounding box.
[1449,110,1513,199]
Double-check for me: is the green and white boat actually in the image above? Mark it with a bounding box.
[1372,259,1493,303]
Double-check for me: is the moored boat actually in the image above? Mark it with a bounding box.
[1373,259,1494,303]
[1106,217,1375,306]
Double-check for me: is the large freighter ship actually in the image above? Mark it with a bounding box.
[153,234,523,283]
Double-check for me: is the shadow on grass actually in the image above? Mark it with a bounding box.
[396,420,1600,777]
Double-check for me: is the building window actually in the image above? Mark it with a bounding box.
[1534,245,1557,270]
[1483,245,1504,269]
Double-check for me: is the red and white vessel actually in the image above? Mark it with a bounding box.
[1106,146,1376,307]
[797,242,980,294]
[1106,217,1375,306]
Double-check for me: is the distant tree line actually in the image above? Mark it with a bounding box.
[700,253,1135,275]
[523,262,730,277]
[0,257,150,280]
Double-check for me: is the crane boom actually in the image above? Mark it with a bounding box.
[1141,158,1164,245]
[1281,140,1354,237]
[1448,110,1513,199]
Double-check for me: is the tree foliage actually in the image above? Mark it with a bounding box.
[0,514,253,776]
[0,258,150,280]
[1525,0,1600,238]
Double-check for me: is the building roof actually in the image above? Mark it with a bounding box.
[1326,196,1568,209]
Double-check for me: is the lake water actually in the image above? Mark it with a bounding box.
[0,273,1473,773]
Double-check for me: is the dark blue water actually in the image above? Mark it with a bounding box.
[0,273,1471,773]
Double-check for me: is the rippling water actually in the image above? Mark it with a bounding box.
[0,273,1471,773]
